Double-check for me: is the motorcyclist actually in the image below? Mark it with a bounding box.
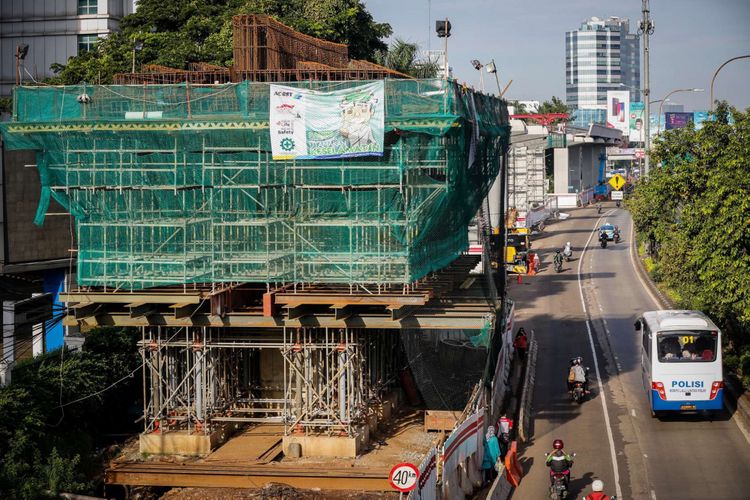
[545,439,574,489]
[554,250,563,270]
[584,479,613,500]
[599,230,608,246]
[568,357,589,394]
[614,226,621,241]
[563,241,573,260]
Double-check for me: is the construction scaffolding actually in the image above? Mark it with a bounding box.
[508,140,547,213]
[140,326,400,437]
[2,80,510,290]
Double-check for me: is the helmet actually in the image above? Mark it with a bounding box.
[566,241,571,246]
[592,480,604,492]
[553,439,564,450]
[556,249,561,253]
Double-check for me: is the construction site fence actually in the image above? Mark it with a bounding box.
[1,79,510,289]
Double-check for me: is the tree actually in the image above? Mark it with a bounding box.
[373,39,439,78]
[629,102,750,385]
[537,96,569,115]
[509,101,528,115]
[48,0,392,85]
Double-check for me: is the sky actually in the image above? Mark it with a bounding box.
[363,0,750,111]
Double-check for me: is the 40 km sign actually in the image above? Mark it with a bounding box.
[389,463,419,492]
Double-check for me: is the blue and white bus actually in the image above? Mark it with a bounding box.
[635,310,723,416]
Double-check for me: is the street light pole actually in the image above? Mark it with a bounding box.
[656,88,704,135]
[709,54,750,112]
[639,0,655,178]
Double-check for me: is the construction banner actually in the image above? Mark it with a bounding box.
[270,81,385,159]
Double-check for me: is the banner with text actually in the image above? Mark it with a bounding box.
[270,81,385,160]
[629,102,645,143]
[606,90,630,135]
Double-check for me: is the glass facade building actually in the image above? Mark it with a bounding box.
[566,17,640,114]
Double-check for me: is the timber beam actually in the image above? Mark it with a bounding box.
[105,463,390,490]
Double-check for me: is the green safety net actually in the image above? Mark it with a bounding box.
[0,79,510,289]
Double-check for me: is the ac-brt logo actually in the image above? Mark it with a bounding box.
[280,138,295,151]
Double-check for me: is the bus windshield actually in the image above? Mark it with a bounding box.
[657,331,717,362]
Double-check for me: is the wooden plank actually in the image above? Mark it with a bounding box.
[424,410,460,432]
[72,303,98,319]
[170,303,194,319]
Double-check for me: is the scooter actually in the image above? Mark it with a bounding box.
[614,231,621,243]
[615,200,621,208]
[597,204,602,214]
[544,452,576,500]
[599,236,607,249]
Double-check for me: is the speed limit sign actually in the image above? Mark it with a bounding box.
[389,462,419,492]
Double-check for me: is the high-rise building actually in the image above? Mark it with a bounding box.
[566,16,641,111]
[0,0,136,97]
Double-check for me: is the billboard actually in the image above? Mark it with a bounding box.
[629,102,645,142]
[693,111,710,130]
[665,112,693,130]
[270,81,385,160]
[606,90,630,134]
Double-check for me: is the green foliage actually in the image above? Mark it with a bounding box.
[0,97,12,115]
[47,0,391,85]
[629,102,750,385]
[509,101,528,114]
[0,328,141,497]
[537,96,570,115]
[373,39,438,78]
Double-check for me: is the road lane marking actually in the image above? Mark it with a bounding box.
[631,409,636,417]
[651,490,658,500]
[577,211,623,500]
[628,217,663,310]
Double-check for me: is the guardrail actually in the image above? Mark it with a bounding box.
[517,332,538,443]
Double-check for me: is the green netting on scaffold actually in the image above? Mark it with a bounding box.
[0,79,510,289]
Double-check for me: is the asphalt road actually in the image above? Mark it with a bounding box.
[510,204,750,500]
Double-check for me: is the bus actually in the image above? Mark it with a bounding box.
[635,310,723,416]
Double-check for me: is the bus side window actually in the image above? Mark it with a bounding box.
[642,324,651,358]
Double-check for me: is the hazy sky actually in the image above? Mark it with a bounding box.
[364,0,750,111]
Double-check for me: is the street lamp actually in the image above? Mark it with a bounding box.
[132,39,144,74]
[657,88,704,135]
[436,19,451,79]
[15,43,29,86]
[709,54,750,112]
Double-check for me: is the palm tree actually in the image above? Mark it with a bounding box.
[373,39,439,78]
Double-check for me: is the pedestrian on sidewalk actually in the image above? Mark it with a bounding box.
[533,251,541,272]
[482,426,501,485]
[514,328,528,360]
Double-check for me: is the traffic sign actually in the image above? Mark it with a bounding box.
[389,463,419,492]
[611,190,624,200]
[609,173,626,191]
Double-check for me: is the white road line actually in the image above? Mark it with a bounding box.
[628,218,663,310]
[577,212,623,500]
[651,489,658,500]
[631,409,636,417]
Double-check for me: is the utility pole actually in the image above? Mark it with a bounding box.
[639,0,654,178]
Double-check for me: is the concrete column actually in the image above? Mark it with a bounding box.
[31,293,44,357]
[2,300,15,386]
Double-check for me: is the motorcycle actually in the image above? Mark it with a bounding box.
[599,236,607,249]
[554,258,563,273]
[597,204,602,214]
[614,231,621,243]
[571,381,586,404]
[563,247,573,262]
[544,452,576,500]
[615,200,621,208]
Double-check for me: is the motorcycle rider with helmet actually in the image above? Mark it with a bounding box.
[545,439,574,490]
[584,479,615,500]
[554,250,564,271]
[568,357,589,394]
[563,241,573,261]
